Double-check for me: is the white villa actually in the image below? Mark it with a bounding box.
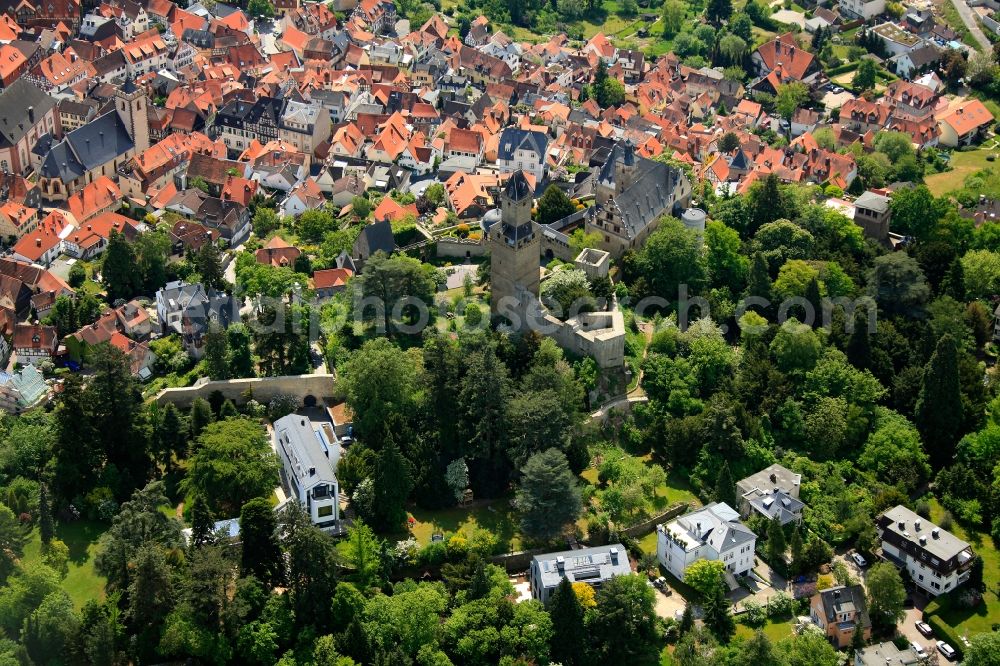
[657,502,757,583]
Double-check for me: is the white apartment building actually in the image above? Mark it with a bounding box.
[273,414,342,532]
[657,502,757,582]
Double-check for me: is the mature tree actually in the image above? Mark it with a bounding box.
[536,185,575,226]
[867,252,930,317]
[776,83,810,135]
[636,217,705,300]
[549,577,587,666]
[516,448,582,543]
[345,522,383,590]
[961,249,1000,300]
[48,373,100,504]
[181,419,280,515]
[684,560,726,601]
[188,494,215,550]
[865,562,906,630]
[281,506,340,633]
[718,34,747,65]
[964,631,1000,666]
[204,322,230,381]
[705,220,748,294]
[706,0,732,23]
[189,397,214,440]
[941,257,966,301]
[589,575,658,662]
[766,516,787,566]
[0,506,27,583]
[770,318,821,375]
[847,318,872,371]
[103,230,140,301]
[225,323,255,378]
[354,253,439,337]
[778,630,841,666]
[126,544,173,660]
[38,484,53,547]
[915,334,963,469]
[460,343,513,496]
[298,209,335,243]
[134,228,171,293]
[890,186,943,239]
[196,240,225,291]
[339,338,423,442]
[702,584,735,641]
[853,58,878,91]
[541,269,593,318]
[95,482,182,595]
[715,461,736,507]
[859,408,931,491]
[662,0,685,36]
[370,438,413,531]
[21,590,80,666]
[790,526,805,573]
[247,0,274,17]
[240,498,284,589]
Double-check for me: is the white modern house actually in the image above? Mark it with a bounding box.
[876,505,975,596]
[529,544,632,603]
[273,414,343,532]
[657,502,757,583]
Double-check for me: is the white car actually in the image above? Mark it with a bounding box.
[911,642,927,659]
[851,552,867,568]
[915,621,933,637]
[937,640,957,661]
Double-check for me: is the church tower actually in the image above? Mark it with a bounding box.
[116,76,150,153]
[488,170,540,319]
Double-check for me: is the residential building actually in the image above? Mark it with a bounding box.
[312,267,352,300]
[839,0,885,20]
[876,505,975,596]
[810,585,872,649]
[855,642,922,666]
[0,79,58,176]
[13,322,57,364]
[656,502,757,583]
[873,23,923,57]
[938,99,995,147]
[497,127,549,182]
[351,219,394,268]
[214,96,284,155]
[583,140,692,259]
[255,235,301,268]
[279,99,332,156]
[736,463,803,524]
[853,190,891,242]
[529,544,631,603]
[155,280,237,358]
[273,413,342,531]
[37,110,137,201]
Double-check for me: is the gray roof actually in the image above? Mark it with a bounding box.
[749,489,804,525]
[353,219,395,258]
[668,502,756,553]
[599,146,685,240]
[504,169,531,202]
[879,505,972,562]
[0,80,57,149]
[856,642,921,666]
[855,190,890,213]
[273,413,339,491]
[816,585,871,631]
[737,463,801,499]
[156,280,235,334]
[531,543,631,590]
[40,110,134,182]
[497,127,548,163]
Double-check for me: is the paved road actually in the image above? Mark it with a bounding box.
[949,0,990,51]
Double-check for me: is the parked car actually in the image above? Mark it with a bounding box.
[655,577,666,589]
[915,621,933,638]
[937,641,957,661]
[851,552,867,568]
[911,642,928,659]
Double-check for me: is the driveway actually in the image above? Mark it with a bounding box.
[898,607,935,656]
[948,0,991,50]
[732,557,789,610]
[654,586,688,620]
[771,8,806,27]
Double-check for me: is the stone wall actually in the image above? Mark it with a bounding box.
[435,237,486,258]
[620,502,691,538]
[153,373,336,408]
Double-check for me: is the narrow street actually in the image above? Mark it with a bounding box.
[948,0,991,51]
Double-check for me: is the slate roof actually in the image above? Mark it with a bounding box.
[40,110,134,182]
[816,585,871,631]
[504,169,531,202]
[667,502,756,553]
[497,126,548,164]
[598,143,684,240]
[749,489,804,525]
[353,219,394,258]
[0,79,57,149]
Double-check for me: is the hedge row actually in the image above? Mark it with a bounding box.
[923,597,966,660]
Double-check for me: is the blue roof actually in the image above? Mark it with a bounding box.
[497,127,548,164]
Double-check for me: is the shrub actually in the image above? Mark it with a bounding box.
[417,541,447,566]
[267,394,299,421]
[768,591,793,618]
[469,528,500,557]
[743,600,766,626]
[446,534,469,560]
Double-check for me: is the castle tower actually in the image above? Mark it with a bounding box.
[595,140,636,206]
[488,170,539,319]
[115,76,150,153]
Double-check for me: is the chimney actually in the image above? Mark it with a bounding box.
[770,472,777,483]
[556,556,565,571]
[919,536,927,546]
[898,520,906,530]
[35,238,40,246]
[610,547,619,564]
[915,519,922,531]
[27,106,34,123]
[932,528,940,539]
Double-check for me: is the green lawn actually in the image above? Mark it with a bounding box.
[22,521,107,608]
[407,501,522,552]
[735,617,797,642]
[927,499,1000,637]
[924,148,1000,197]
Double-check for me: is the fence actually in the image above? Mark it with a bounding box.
[620,502,691,539]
